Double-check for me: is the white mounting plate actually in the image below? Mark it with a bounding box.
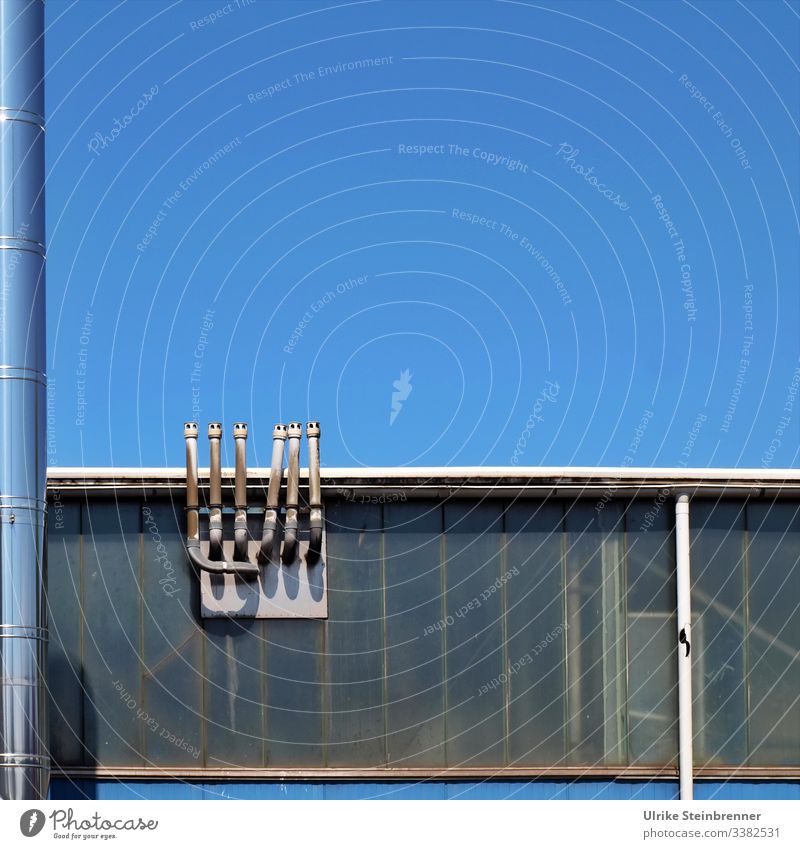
[199,514,327,619]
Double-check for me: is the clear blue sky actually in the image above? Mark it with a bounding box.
[44,0,799,470]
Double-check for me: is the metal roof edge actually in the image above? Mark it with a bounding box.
[46,466,800,484]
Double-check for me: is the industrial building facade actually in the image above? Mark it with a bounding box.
[44,468,800,800]
[1,0,797,809]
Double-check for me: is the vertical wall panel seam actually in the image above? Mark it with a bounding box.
[743,504,752,765]
[560,500,568,764]
[79,501,86,767]
[441,504,448,766]
[500,502,510,767]
[322,586,329,767]
[138,502,145,763]
[260,619,267,768]
[380,503,388,766]
[200,586,208,768]
[622,502,631,766]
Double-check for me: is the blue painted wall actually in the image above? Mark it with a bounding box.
[49,779,799,801]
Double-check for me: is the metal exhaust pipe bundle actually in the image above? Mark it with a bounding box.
[281,422,302,564]
[184,419,322,572]
[306,422,322,563]
[183,423,258,577]
[0,0,48,800]
[260,424,287,563]
[232,423,249,562]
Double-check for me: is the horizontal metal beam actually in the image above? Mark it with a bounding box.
[47,466,800,481]
[46,466,800,499]
[50,765,800,782]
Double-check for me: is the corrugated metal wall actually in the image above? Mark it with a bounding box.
[45,493,800,796]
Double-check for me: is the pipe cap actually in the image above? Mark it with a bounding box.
[273,424,288,440]
[184,422,199,438]
[208,422,222,438]
[306,421,321,438]
[287,422,302,438]
[233,422,248,438]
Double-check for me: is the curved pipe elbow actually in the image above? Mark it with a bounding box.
[187,541,260,578]
[259,510,279,563]
[307,525,323,564]
[208,524,224,562]
[307,506,323,564]
[259,527,276,563]
[282,520,298,565]
[233,516,250,561]
[233,524,249,562]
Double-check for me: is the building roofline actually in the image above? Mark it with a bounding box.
[47,465,800,479]
[46,466,800,497]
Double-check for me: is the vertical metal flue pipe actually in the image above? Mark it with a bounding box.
[675,493,694,801]
[184,423,200,544]
[232,423,249,562]
[207,423,224,561]
[260,424,286,563]
[282,422,302,564]
[306,422,322,563]
[0,0,48,801]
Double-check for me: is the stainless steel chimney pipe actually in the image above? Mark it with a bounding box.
[281,422,302,564]
[0,0,48,800]
[183,423,258,577]
[259,424,286,563]
[306,422,322,563]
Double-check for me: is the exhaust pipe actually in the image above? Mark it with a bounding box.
[207,422,224,561]
[282,422,302,564]
[306,422,322,563]
[0,0,48,800]
[232,423,249,562]
[184,422,201,545]
[259,424,286,563]
[183,423,258,577]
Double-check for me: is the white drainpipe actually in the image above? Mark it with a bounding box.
[675,493,693,800]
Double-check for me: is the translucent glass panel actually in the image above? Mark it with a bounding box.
[265,620,325,766]
[504,502,566,764]
[325,501,385,766]
[691,501,748,765]
[443,502,505,766]
[204,619,264,767]
[81,501,143,766]
[45,494,799,772]
[565,503,627,765]
[384,501,445,766]
[141,502,202,766]
[46,502,83,766]
[745,502,800,766]
[692,500,800,767]
[625,501,678,765]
